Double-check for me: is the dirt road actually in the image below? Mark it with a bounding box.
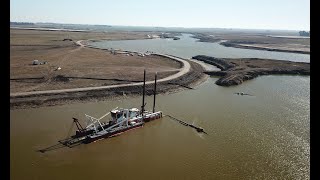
[10,53,191,97]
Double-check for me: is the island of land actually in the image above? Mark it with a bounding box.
[192,55,310,86]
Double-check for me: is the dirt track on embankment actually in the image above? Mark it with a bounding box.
[10,59,206,109]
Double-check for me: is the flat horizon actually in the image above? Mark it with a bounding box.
[10,0,309,32]
[10,21,309,32]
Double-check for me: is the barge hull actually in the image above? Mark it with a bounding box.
[84,123,144,144]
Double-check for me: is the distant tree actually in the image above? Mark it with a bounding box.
[10,22,34,25]
[299,31,310,37]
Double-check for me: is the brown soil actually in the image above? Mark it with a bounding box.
[10,60,207,110]
[10,29,182,93]
[10,29,154,45]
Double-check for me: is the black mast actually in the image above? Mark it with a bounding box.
[141,69,146,118]
[153,72,157,113]
[72,117,84,132]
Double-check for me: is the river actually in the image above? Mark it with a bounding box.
[10,34,310,179]
[90,33,309,62]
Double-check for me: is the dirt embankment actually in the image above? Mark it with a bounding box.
[192,55,309,86]
[10,60,207,109]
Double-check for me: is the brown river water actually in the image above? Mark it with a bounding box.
[11,75,309,179]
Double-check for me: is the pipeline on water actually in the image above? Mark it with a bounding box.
[164,114,208,134]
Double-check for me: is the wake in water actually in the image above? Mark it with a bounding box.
[191,117,206,139]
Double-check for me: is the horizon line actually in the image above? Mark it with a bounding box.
[10,21,309,32]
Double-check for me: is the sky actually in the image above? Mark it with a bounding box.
[10,0,310,31]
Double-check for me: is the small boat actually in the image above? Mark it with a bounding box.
[234,92,253,96]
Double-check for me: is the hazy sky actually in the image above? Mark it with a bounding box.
[10,0,310,30]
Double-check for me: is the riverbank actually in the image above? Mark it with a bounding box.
[191,32,310,54]
[10,29,208,109]
[220,41,310,54]
[192,55,309,86]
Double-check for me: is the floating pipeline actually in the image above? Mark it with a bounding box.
[165,115,207,134]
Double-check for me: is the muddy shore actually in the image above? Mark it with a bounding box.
[192,55,309,86]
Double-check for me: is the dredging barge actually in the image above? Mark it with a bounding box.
[39,70,207,153]
[62,70,162,146]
